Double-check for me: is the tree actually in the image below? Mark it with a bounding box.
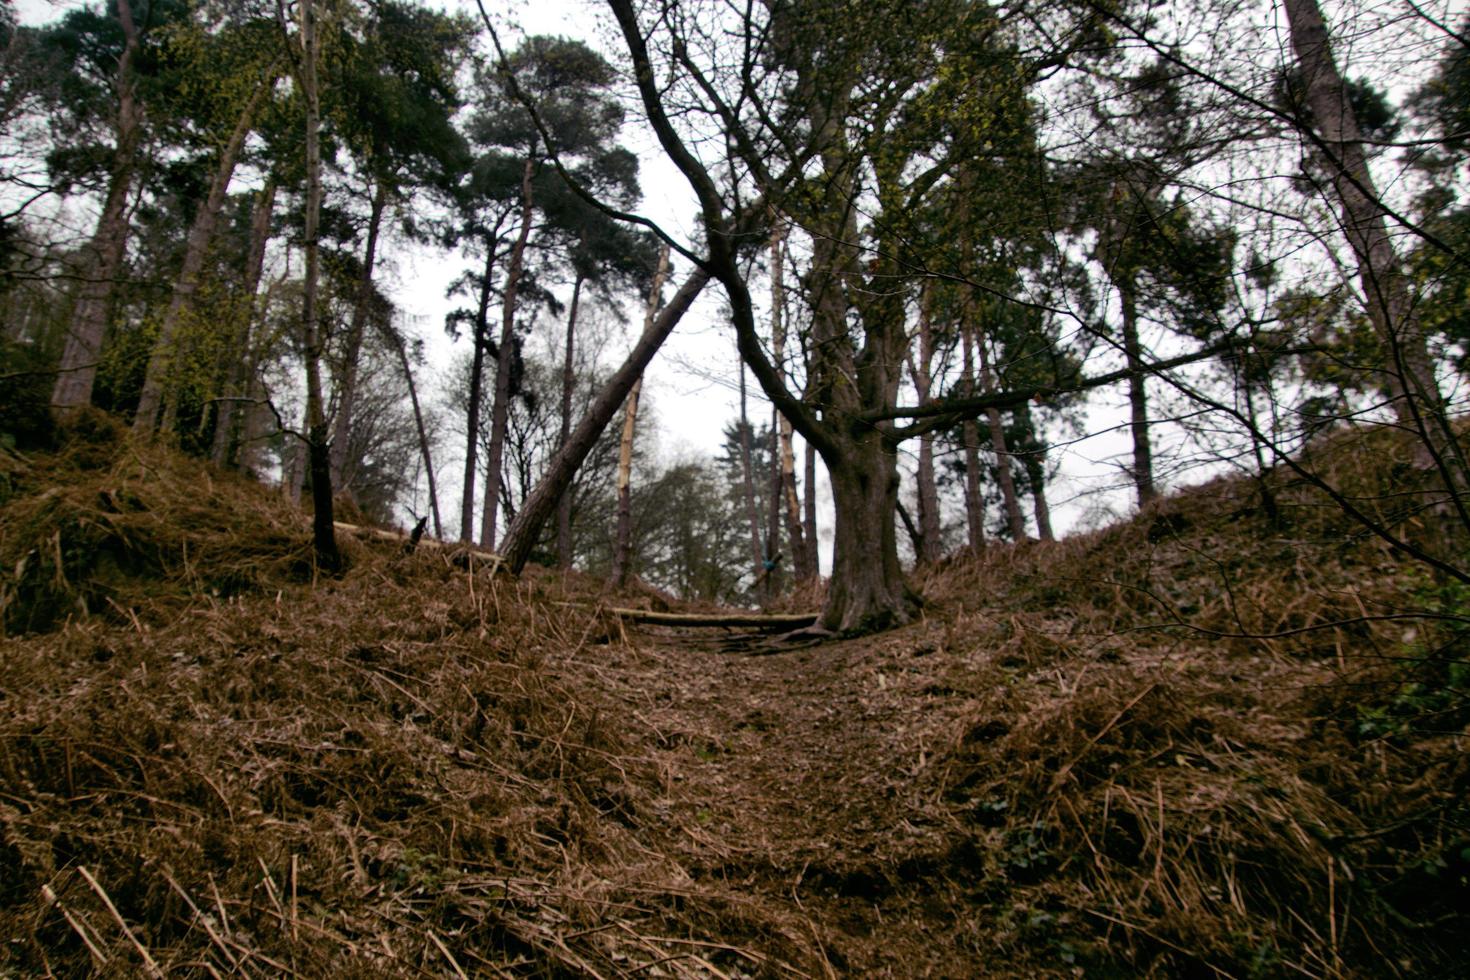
[132,13,281,435]
[47,0,150,413]
[280,0,338,570]
[612,243,670,587]
[466,35,632,550]
[325,0,472,492]
[1282,0,1467,503]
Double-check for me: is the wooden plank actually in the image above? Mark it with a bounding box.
[607,608,818,629]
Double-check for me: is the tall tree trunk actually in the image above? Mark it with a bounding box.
[803,439,819,574]
[911,285,941,563]
[979,330,1027,541]
[769,222,810,580]
[481,156,535,550]
[460,246,496,541]
[135,77,269,436]
[612,245,670,587]
[765,408,784,595]
[1016,400,1054,542]
[501,267,710,573]
[328,179,389,493]
[555,273,585,566]
[1283,0,1468,505]
[1118,277,1156,508]
[737,359,765,588]
[824,433,913,632]
[298,0,338,571]
[51,0,143,414]
[960,323,987,554]
[212,179,277,469]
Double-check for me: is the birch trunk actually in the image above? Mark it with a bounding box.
[769,221,810,580]
[612,245,669,587]
[555,274,585,566]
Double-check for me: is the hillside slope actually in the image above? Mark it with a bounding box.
[1,417,1466,977]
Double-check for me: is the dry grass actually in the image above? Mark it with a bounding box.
[0,416,1466,977]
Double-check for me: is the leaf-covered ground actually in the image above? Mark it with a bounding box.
[1,415,1466,977]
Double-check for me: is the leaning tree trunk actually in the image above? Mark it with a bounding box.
[481,156,535,550]
[612,245,670,587]
[460,246,496,541]
[1283,0,1468,507]
[51,0,143,414]
[328,179,389,493]
[555,273,585,566]
[500,268,710,573]
[385,318,443,539]
[297,0,338,571]
[135,78,269,436]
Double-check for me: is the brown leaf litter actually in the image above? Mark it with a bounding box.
[1,418,1467,977]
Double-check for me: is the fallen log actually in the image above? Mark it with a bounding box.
[606,608,818,629]
[333,521,503,568]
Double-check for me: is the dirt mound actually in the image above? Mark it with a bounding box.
[1,420,1466,977]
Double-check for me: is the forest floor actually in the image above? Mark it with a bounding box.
[1,413,1468,978]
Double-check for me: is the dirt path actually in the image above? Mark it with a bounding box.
[592,619,1005,977]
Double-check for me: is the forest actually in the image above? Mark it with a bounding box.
[1,0,1469,975]
[0,0,1466,628]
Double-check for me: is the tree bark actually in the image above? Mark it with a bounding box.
[960,322,987,554]
[297,0,338,571]
[736,359,766,591]
[51,0,143,414]
[803,438,819,574]
[328,179,389,492]
[212,179,277,470]
[612,245,670,587]
[460,246,496,541]
[500,267,710,573]
[555,273,585,566]
[824,435,914,632]
[770,222,810,580]
[481,156,535,550]
[1017,400,1054,541]
[1118,277,1156,508]
[978,330,1027,541]
[911,285,942,563]
[134,77,269,435]
[1283,0,1468,503]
